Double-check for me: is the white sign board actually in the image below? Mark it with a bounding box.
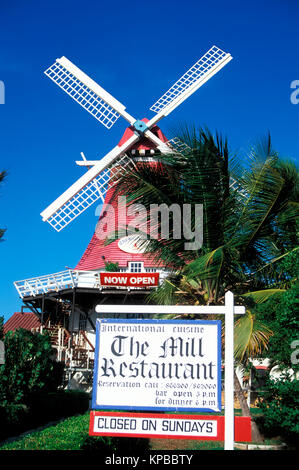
[92,319,221,412]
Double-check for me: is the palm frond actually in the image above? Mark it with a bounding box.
[183,247,224,281]
[234,311,273,362]
[147,278,179,306]
[241,288,286,304]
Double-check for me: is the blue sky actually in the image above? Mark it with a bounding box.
[0,0,298,322]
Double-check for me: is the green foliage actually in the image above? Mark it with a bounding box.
[0,328,64,404]
[277,249,299,287]
[111,129,298,371]
[26,390,90,426]
[0,412,150,451]
[234,310,273,362]
[0,404,30,441]
[112,129,298,307]
[0,412,91,450]
[254,251,299,444]
[0,391,89,442]
[4,411,283,451]
[255,284,299,370]
[105,261,120,272]
[258,374,299,445]
[256,285,299,441]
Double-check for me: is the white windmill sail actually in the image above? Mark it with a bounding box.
[40,135,137,231]
[41,46,232,231]
[45,56,169,150]
[165,137,192,155]
[148,45,232,126]
[44,56,135,129]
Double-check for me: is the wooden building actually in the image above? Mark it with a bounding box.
[14,126,171,390]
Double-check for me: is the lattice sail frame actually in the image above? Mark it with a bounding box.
[42,47,232,231]
[45,58,121,129]
[47,153,130,232]
[150,46,229,115]
[166,137,192,155]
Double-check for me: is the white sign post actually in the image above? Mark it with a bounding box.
[95,291,245,451]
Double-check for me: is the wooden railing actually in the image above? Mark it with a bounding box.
[14,268,169,298]
[34,325,95,369]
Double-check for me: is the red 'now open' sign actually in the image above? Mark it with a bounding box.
[100,272,159,287]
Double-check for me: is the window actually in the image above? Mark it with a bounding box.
[129,262,143,273]
[79,313,87,331]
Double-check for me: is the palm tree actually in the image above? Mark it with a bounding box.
[108,127,298,441]
[111,128,297,302]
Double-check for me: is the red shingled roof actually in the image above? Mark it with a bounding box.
[4,312,41,334]
[75,122,169,271]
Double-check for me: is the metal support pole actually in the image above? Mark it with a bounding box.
[224,291,235,450]
[247,368,252,408]
[67,289,76,384]
[71,288,76,335]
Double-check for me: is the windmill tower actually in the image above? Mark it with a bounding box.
[14,46,232,388]
[74,118,170,274]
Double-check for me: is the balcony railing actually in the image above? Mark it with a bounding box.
[14,268,167,299]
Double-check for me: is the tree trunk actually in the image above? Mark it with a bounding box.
[234,369,263,443]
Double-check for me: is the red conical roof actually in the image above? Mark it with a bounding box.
[75,121,168,271]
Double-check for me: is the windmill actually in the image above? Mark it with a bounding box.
[41,46,232,233]
[13,46,233,388]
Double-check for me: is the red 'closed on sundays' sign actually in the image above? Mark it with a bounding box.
[100,272,159,287]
